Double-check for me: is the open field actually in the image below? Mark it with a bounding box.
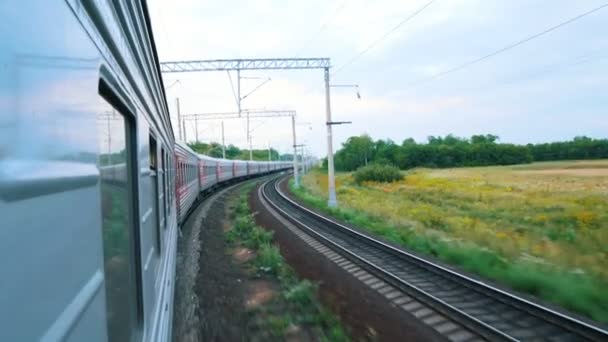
[293,160,608,323]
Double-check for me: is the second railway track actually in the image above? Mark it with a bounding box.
[259,174,608,341]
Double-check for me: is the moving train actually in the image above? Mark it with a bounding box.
[0,1,293,341]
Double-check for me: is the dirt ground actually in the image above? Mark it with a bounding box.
[195,188,252,341]
[173,182,333,341]
[249,181,443,342]
[173,179,443,341]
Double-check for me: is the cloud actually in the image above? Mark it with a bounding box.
[149,0,608,156]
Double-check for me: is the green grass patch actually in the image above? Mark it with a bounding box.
[226,181,350,340]
[289,174,608,323]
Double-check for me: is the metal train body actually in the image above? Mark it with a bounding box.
[0,1,290,341]
[174,142,292,224]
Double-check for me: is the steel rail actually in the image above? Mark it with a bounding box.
[260,175,608,341]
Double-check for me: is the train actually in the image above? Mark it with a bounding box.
[0,1,294,341]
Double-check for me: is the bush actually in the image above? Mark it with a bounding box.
[255,243,284,275]
[353,164,402,184]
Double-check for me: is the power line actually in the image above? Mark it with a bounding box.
[409,2,608,87]
[295,0,348,57]
[332,0,436,76]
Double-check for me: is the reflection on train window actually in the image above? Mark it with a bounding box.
[98,101,138,342]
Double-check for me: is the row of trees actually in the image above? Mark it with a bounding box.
[187,141,294,161]
[331,134,608,171]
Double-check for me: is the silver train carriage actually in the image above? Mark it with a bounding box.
[0,1,291,342]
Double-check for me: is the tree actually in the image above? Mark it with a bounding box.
[331,133,608,171]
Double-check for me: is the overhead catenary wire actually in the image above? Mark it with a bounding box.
[295,0,348,57]
[332,0,437,76]
[408,2,608,87]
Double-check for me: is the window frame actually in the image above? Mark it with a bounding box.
[98,71,145,337]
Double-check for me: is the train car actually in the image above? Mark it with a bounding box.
[175,142,201,223]
[234,160,248,178]
[217,158,233,182]
[254,161,262,175]
[0,2,297,342]
[198,154,219,192]
[0,1,178,342]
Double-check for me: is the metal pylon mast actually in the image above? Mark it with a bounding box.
[161,57,339,207]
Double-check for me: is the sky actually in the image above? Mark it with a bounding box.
[148,0,608,157]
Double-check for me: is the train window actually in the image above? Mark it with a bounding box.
[97,96,140,342]
[162,150,168,221]
[161,148,167,229]
[149,135,157,171]
[149,133,161,255]
[167,154,171,214]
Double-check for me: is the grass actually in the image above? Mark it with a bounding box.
[292,161,608,323]
[226,182,349,340]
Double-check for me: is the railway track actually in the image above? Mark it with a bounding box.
[259,175,608,341]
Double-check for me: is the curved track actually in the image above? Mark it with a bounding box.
[260,175,608,341]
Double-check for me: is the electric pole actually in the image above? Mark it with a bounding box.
[221,121,226,158]
[176,97,182,140]
[324,67,337,207]
[195,115,199,142]
[292,115,299,188]
[268,142,272,161]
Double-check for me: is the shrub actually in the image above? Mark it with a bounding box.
[255,243,284,275]
[353,164,402,184]
[283,280,316,306]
